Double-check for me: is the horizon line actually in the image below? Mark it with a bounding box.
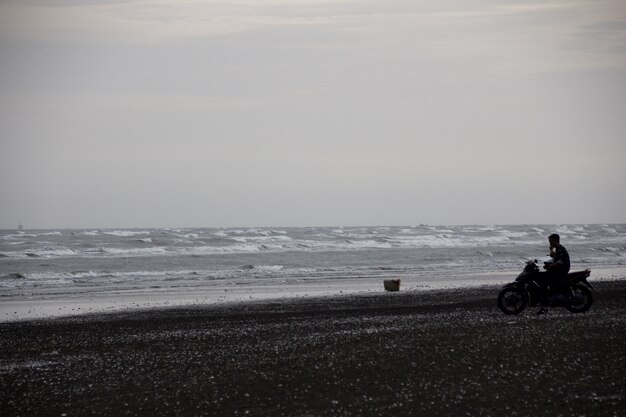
[2,222,625,231]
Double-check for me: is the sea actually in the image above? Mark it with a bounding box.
[1,224,625,320]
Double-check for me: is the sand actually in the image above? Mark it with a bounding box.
[1,280,625,416]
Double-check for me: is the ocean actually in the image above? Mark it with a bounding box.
[1,224,625,320]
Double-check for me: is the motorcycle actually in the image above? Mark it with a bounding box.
[497,260,594,315]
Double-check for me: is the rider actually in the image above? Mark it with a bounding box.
[545,233,570,277]
[538,233,570,313]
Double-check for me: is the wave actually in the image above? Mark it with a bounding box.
[180,233,200,239]
[1,232,61,239]
[499,231,528,239]
[102,246,171,256]
[223,234,293,243]
[0,273,26,280]
[1,248,77,258]
[0,265,292,289]
[596,247,624,255]
[0,269,206,286]
[103,230,151,237]
[77,230,100,236]
[344,239,393,249]
[1,225,624,260]
[240,265,284,273]
[0,235,582,258]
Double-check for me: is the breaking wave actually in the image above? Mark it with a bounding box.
[1,224,625,259]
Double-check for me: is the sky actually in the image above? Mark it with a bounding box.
[1,0,625,228]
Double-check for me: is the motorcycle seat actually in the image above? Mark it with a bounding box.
[566,269,591,280]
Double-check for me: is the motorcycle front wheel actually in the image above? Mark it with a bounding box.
[498,286,527,315]
[565,284,593,313]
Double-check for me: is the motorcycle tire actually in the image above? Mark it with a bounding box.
[498,286,527,315]
[565,284,593,313]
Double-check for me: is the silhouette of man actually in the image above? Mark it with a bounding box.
[538,233,570,314]
[545,233,570,277]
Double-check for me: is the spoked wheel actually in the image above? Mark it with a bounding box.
[498,286,527,315]
[565,285,593,313]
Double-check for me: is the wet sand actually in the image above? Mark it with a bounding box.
[1,280,625,416]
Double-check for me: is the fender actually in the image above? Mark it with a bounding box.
[502,282,523,293]
[574,269,596,292]
[582,278,596,292]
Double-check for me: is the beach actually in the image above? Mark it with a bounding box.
[1,280,625,416]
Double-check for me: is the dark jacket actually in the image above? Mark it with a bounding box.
[552,244,570,274]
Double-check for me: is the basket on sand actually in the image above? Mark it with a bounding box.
[384,279,401,292]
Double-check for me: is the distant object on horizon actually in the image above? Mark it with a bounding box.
[17,222,24,231]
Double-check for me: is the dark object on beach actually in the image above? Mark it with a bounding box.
[384,279,401,291]
[498,259,593,315]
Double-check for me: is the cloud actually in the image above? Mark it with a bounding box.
[1,0,624,72]
[0,0,348,43]
[360,1,626,73]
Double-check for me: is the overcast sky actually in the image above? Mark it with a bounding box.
[1,0,625,228]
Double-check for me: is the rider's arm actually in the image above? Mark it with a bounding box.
[547,260,563,270]
[547,247,566,270]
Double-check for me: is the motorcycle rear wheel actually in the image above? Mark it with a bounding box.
[498,287,526,315]
[565,284,593,313]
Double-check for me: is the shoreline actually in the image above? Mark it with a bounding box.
[1,280,625,416]
[3,266,625,323]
